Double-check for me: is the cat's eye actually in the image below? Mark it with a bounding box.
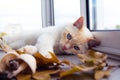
[73,45,80,50]
[67,33,72,40]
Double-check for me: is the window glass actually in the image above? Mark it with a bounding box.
[0,0,42,34]
[89,0,120,30]
[54,0,81,26]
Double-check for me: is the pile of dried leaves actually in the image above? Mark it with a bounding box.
[0,38,70,80]
[60,50,114,80]
[0,34,115,80]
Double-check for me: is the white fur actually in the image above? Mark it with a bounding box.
[3,25,65,58]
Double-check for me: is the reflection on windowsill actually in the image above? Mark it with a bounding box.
[92,46,120,60]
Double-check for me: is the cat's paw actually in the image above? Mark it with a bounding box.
[17,45,37,55]
[40,52,52,58]
[37,49,53,58]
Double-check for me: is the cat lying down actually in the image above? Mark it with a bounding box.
[2,16,100,58]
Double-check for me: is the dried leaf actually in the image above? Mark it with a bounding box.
[0,39,18,55]
[58,59,70,66]
[16,74,31,80]
[0,32,7,38]
[0,53,18,72]
[60,66,80,77]
[61,73,94,80]
[60,65,96,77]
[104,66,113,77]
[32,70,60,80]
[33,73,50,80]
[94,67,112,80]
[77,50,107,66]
[0,32,6,48]
[34,52,59,66]
[95,70,105,80]
[60,50,108,79]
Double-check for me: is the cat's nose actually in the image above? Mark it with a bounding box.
[63,45,68,50]
[63,44,71,50]
[63,45,69,50]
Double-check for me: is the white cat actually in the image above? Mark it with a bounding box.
[2,17,100,58]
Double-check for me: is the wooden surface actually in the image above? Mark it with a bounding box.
[0,51,120,80]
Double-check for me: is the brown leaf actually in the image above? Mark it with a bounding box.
[60,65,96,77]
[32,70,60,80]
[16,73,31,80]
[34,52,59,66]
[58,59,70,66]
[94,66,113,80]
[94,70,105,80]
[77,50,107,66]
[33,73,50,80]
[61,50,108,79]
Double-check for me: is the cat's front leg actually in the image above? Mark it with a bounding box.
[35,34,55,58]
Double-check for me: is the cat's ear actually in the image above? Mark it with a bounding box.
[73,16,84,30]
[88,38,101,49]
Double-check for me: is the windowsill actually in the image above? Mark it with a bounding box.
[92,46,120,60]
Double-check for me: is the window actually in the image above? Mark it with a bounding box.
[54,0,81,26]
[88,0,120,60]
[89,0,120,30]
[0,0,119,60]
[41,0,82,27]
[0,0,42,34]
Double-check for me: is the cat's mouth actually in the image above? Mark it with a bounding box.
[63,45,68,50]
[59,44,67,52]
[59,44,72,54]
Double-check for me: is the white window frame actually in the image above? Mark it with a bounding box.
[41,0,55,27]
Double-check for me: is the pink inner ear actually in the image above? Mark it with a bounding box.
[73,16,84,30]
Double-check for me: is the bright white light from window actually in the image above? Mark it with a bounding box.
[103,0,120,30]
[54,0,81,26]
[90,0,120,30]
[0,0,42,33]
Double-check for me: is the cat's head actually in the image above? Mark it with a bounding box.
[59,16,100,54]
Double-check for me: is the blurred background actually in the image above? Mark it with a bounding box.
[0,0,120,34]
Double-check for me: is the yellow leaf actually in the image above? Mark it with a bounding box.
[59,59,70,66]
[77,50,107,66]
[94,66,113,80]
[34,52,59,66]
[0,32,7,38]
[60,65,80,77]
[32,70,60,80]
[62,50,109,80]
[60,65,96,77]
[16,74,31,80]
[95,70,105,80]
[33,73,50,80]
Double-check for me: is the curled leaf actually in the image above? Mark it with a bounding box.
[0,53,18,72]
[60,65,96,77]
[34,52,59,66]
